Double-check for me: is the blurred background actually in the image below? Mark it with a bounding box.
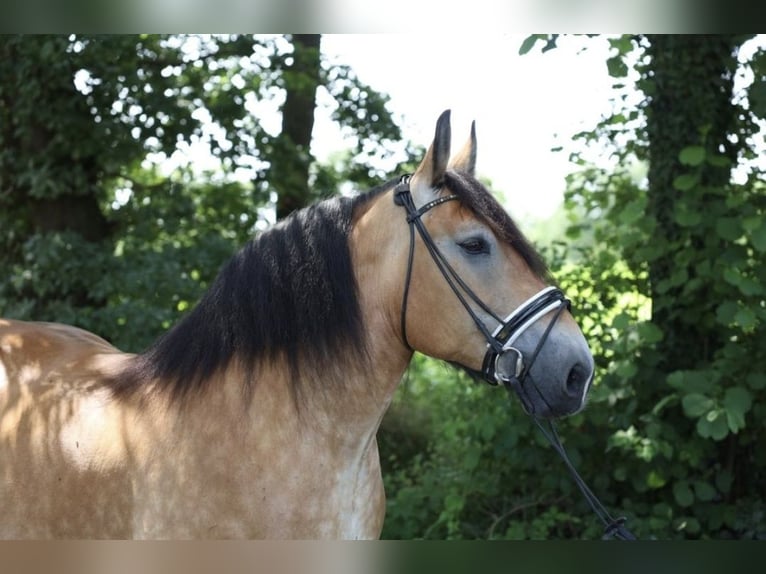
[1,33,764,539]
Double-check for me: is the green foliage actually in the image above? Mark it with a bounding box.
[379,35,766,540]
[1,34,402,351]
[381,357,603,539]
[559,35,766,538]
[518,34,560,56]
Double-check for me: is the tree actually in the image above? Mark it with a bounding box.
[643,35,745,373]
[540,34,766,538]
[0,35,202,325]
[0,34,403,351]
[271,34,322,220]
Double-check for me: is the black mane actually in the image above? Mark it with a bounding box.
[111,172,547,405]
[112,181,393,404]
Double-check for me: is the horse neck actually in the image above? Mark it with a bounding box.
[165,349,409,453]
[160,188,412,447]
[344,188,414,416]
[242,188,413,440]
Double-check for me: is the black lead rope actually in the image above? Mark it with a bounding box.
[505,377,636,540]
[525,415,637,540]
[501,304,637,540]
[393,175,636,540]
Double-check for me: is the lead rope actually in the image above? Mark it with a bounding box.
[501,305,637,540]
[528,417,636,540]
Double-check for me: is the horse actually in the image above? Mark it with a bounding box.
[0,110,594,539]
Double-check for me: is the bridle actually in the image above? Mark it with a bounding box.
[393,175,637,540]
[393,175,569,413]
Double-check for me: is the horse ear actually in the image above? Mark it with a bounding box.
[449,120,477,176]
[410,110,451,203]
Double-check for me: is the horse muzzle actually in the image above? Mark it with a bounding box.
[481,287,594,418]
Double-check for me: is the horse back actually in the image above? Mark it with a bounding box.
[0,319,137,538]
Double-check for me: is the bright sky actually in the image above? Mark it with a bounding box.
[313,34,617,222]
[160,34,763,227]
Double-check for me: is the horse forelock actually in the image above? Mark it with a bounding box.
[111,184,396,407]
[442,170,549,281]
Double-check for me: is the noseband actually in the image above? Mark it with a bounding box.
[393,175,636,540]
[393,176,569,413]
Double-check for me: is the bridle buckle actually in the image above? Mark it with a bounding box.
[492,347,524,385]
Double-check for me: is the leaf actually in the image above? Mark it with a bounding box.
[617,199,646,225]
[608,35,634,56]
[638,322,663,344]
[611,312,632,330]
[682,393,714,418]
[734,307,757,331]
[615,361,638,378]
[666,371,686,389]
[673,174,698,191]
[715,218,741,241]
[726,409,746,433]
[673,481,694,507]
[750,220,766,252]
[742,215,762,233]
[697,411,729,441]
[716,300,738,325]
[693,481,717,502]
[674,206,703,226]
[667,370,715,394]
[607,55,628,78]
[541,35,559,53]
[706,154,731,168]
[748,78,766,119]
[723,386,752,415]
[518,35,543,55]
[679,146,706,166]
[721,267,742,288]
[678,517,702,534]
[647,470,667,489]
[723,268,764,296]
[443,491,465,514]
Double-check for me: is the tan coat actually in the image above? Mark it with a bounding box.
[0,112,592,538]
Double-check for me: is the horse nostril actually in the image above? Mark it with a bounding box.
[566,362,590,397]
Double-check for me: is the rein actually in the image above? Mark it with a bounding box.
[393,175,636,540]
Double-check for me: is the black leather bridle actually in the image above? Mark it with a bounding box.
[393,175,570,414]
[393,175,637,540]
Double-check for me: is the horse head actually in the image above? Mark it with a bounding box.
[391,110,594,418]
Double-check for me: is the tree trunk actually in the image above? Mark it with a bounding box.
[644,34,741,370]
[273,34,322,220]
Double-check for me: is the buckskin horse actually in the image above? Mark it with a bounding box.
[0,111,594,538]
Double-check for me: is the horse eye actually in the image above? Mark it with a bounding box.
[458,237,490,255]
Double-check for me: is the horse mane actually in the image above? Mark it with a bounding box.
[111,180,395,405]
[110,172,546,405]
